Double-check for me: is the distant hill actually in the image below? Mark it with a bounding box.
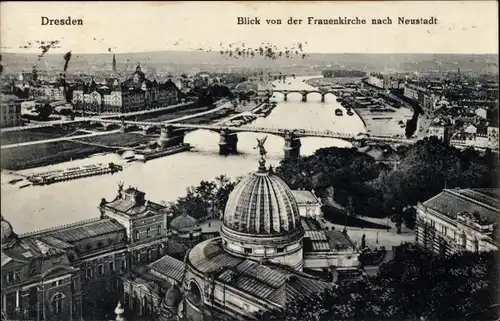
[1,51,498,76]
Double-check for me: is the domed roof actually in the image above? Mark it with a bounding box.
[223,163,301,235]
[1,216,15,245]
[163,285,182,308]
[170,214,199,232]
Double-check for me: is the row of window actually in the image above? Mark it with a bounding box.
[134,225,163,241]
[85,260,126,279]
[134,245,164,263]
[224,243,286,255]
[5,269,21,283]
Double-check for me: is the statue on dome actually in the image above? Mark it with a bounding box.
[254,136,268,157]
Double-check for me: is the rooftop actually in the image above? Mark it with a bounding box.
[103,186,167,218]
[291,190,320,204]
[148,255,185,284]
[42,218,125,243]
[422,188,499,225]
[187,237,332,307]
[303,229,355,252]
[1,236,69,268]
[223,169,301,235]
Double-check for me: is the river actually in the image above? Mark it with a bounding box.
[1,76,366,234]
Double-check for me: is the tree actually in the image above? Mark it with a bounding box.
[370,137,497,227]
[166,176,237,220]
[38,103,53,121]
[263,246,499,321]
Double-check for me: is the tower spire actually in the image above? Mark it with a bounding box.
[112,54,117,73]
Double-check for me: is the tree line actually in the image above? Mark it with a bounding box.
[260,244,499,321]
[164,137,497,233]
[275,137,497,233]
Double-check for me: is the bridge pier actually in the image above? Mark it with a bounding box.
[301,93,307,102]
[158,125,185,148]
[219,129,238,156]
[283,130,301,160]
[120,117,125,133]
[321,94,325,103]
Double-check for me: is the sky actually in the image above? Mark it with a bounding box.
[1,1,498,55]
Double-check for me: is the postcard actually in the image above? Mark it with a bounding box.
[1,2,498,321]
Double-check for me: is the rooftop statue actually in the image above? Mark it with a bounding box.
[117,181,124,197]
[254,135,268,157]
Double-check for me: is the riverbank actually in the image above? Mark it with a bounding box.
[0,132,150,171]
[0,100,235,171]
[351,106,412,137]
[2,75,368,233]
[306,78,413,137]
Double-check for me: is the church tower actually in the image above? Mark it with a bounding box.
[112,54,117,73]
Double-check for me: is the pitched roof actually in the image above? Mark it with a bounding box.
[148,255,185,283]
[103,194,166,217]
[187,238,334,307]
[284,275,330,303]
[44,218,125,243]
[291,190,320,204]
[423,188,499,224]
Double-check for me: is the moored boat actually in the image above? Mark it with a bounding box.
[27,162,123,186]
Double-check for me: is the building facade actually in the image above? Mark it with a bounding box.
[291,190,322,218]
[366,74,403,90]
[72,64,180,115]
[1,184,170,321]
[0,94,22,128]
[449,126,499,151]
[119,158,360,321]
[180,158,360,321]
[428,124,454,145]
[403,83,438,111]
[415,188,499,257]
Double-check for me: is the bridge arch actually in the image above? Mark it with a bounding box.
[105,123,122,131]
[86,121,107,130]
[143,126,160,134]
[124,124,142,132]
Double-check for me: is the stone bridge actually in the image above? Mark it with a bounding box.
[259,89,338,102]
[94,119,415,159]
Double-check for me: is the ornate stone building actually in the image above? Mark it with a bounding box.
[416,188,499,256]
[1,184,169,321]
[182,158,360,320]
[169,214,202,248]
[72,64,180,114]
[1,216,82,321]
[2,160,360,321]
[99,184,170,270]
[119,157,360,321]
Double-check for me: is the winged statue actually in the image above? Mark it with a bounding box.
[254,136,268,157]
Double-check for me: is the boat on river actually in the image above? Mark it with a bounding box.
[135,143,192,162]
[8,178,23,185]
[28,163,123,186]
